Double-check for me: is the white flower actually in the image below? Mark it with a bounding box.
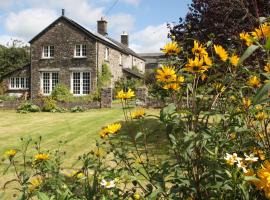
[224,153,241,165]
[244,154,258,163]
[100,179,115,189]
[236,160,248,173]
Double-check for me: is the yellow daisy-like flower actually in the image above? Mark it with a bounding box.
[131,109,145,119]
[5,149,17,158]
[156,66,177,83]
[240,32,253,46]
[252,23,270,39]
[203,55,213,67]
[100,123,121,138]
[247,76,261,88]
[213,83,226,93]
[35,153,49,161]
[133,193,141,200]
[161,42,181,56]
[214,45,228,62]
[242,97,251,109]
[230,54,240,67]
[163,83,180,91]
[184,57,209,73]
[192,40,207,57]
[201,74,207,81]
[256,112,268,121]
[177,75,185,83]
[116,89,135,100]
[264,63,270,73]
[29,177,43,192]
[254,160,270,198]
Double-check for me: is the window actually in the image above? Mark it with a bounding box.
[119,54,122,65]
[71,72,91,95]
[10,77,29,89]
[42,45,54,58]
[74,44,86,57]
[41,72,59,95]
[105,47,109,61]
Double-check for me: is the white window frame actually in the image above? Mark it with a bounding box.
[9,77,29,90]
[70,71,91,96]
[42,45,54,59]
[74,44,87,58]
[40,72,59,95]
[105,47,109,61]
[119,54,123,65]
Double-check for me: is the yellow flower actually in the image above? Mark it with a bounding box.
[5,149,17,158]
[177,75,185,83]
[184,57,209,73]
[240,32,253,46]
[242,97,251,109]
[77,172,85,179]
[163,83,180,91]
[133,193,141,200]
[91,148,105,158]
[201,74,207,81]
[230,95,236,101]
[131,109,145,119]
[213,83,226,92]
[203,55,213,67]
[156,66,176,83]
[192,40,207,57]
[256,112,268,121]
[100,123,121,138]
[214,45,228,62]
[116,89,135,100]
[258,150,266,161]
[161,42,181,56]
[29,177,42,192]
[255,161,270,198]
[247,76,261,88]
[35,153,49,161]
[252,23,270,39]
[230,54,240,67]
[264,63,270,73]
[255,105,263,110]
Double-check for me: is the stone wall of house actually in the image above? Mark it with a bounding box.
[100,87,112,108]
[30,18,97,98]
[97,42,124,86]
[123,55,145,73]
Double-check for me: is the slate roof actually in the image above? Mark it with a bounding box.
[1,63,30,80]
[29,16,144,60]
[122,68,144,79]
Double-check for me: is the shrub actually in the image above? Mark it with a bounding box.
[17,102,40,113]
[70,106,84,113]
[42,97,57,112]
[51,84,72,102]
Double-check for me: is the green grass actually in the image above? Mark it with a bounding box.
[0,106,163,199]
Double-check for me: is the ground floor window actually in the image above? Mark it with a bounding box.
[10,77,29,89]
[71,72,91,95]
[41,72,59,95]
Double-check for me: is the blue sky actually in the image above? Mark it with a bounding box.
[0,0,191,52]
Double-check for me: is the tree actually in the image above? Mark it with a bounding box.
[170,0,270,47]
[0,40,30,81]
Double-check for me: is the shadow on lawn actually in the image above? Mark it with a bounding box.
[111,116,173,158]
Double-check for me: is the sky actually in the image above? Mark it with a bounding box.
[0,0,191,53]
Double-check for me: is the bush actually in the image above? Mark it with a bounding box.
[42,97,57,112]
[70,106,84,113]
[51,84,72,102]
[17,102,40,113]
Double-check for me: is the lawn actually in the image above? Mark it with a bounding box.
[0,106,162,199]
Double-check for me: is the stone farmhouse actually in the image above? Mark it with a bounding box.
[2,10,145,98]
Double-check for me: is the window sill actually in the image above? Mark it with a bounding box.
[41,57,54,60]
[73,56,87,59]
[9,88,29,90]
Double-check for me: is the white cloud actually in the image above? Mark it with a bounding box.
[0,35,27,47]
[0,0,16,9]
[109,13,135,35]
[5,8,58,40]
[130,23,170,53]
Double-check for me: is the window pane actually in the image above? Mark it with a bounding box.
[83,72,90,94]
[50,46,54,57]
[21,78,25,88]
[76,45,81,57]
[52,73,59,90]
[10,78,15,88]
[82,45,86,56]
[16,78,20,88]
[43,73,50,94]
[73,72,81,94]
[43,46,49,57]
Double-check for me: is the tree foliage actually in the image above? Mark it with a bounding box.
[0,40,30,81]
[170,0,270,46]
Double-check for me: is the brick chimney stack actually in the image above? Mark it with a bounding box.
[121,31,129,47]
[97,17,108,36]
[62,9,65,16]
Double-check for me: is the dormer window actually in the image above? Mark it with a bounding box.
[74,44,86,57]
[42,45,54,58]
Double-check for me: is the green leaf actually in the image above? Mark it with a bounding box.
[253,81,270,105]
[265,38,270,50]
[135,132,143,141]
[37,192,50,200]
[238,45,259,66]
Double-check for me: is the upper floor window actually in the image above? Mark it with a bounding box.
[74,44,86,57]
[119,54,122,65]
[42,45,54,58]
[10,77,29,89]
[105,47,109,61]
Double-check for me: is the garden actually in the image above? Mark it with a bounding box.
[2,1,270,199]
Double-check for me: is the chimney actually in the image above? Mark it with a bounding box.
[97,17,108,36]
[121,31,129,47]
[62,9,65,16]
